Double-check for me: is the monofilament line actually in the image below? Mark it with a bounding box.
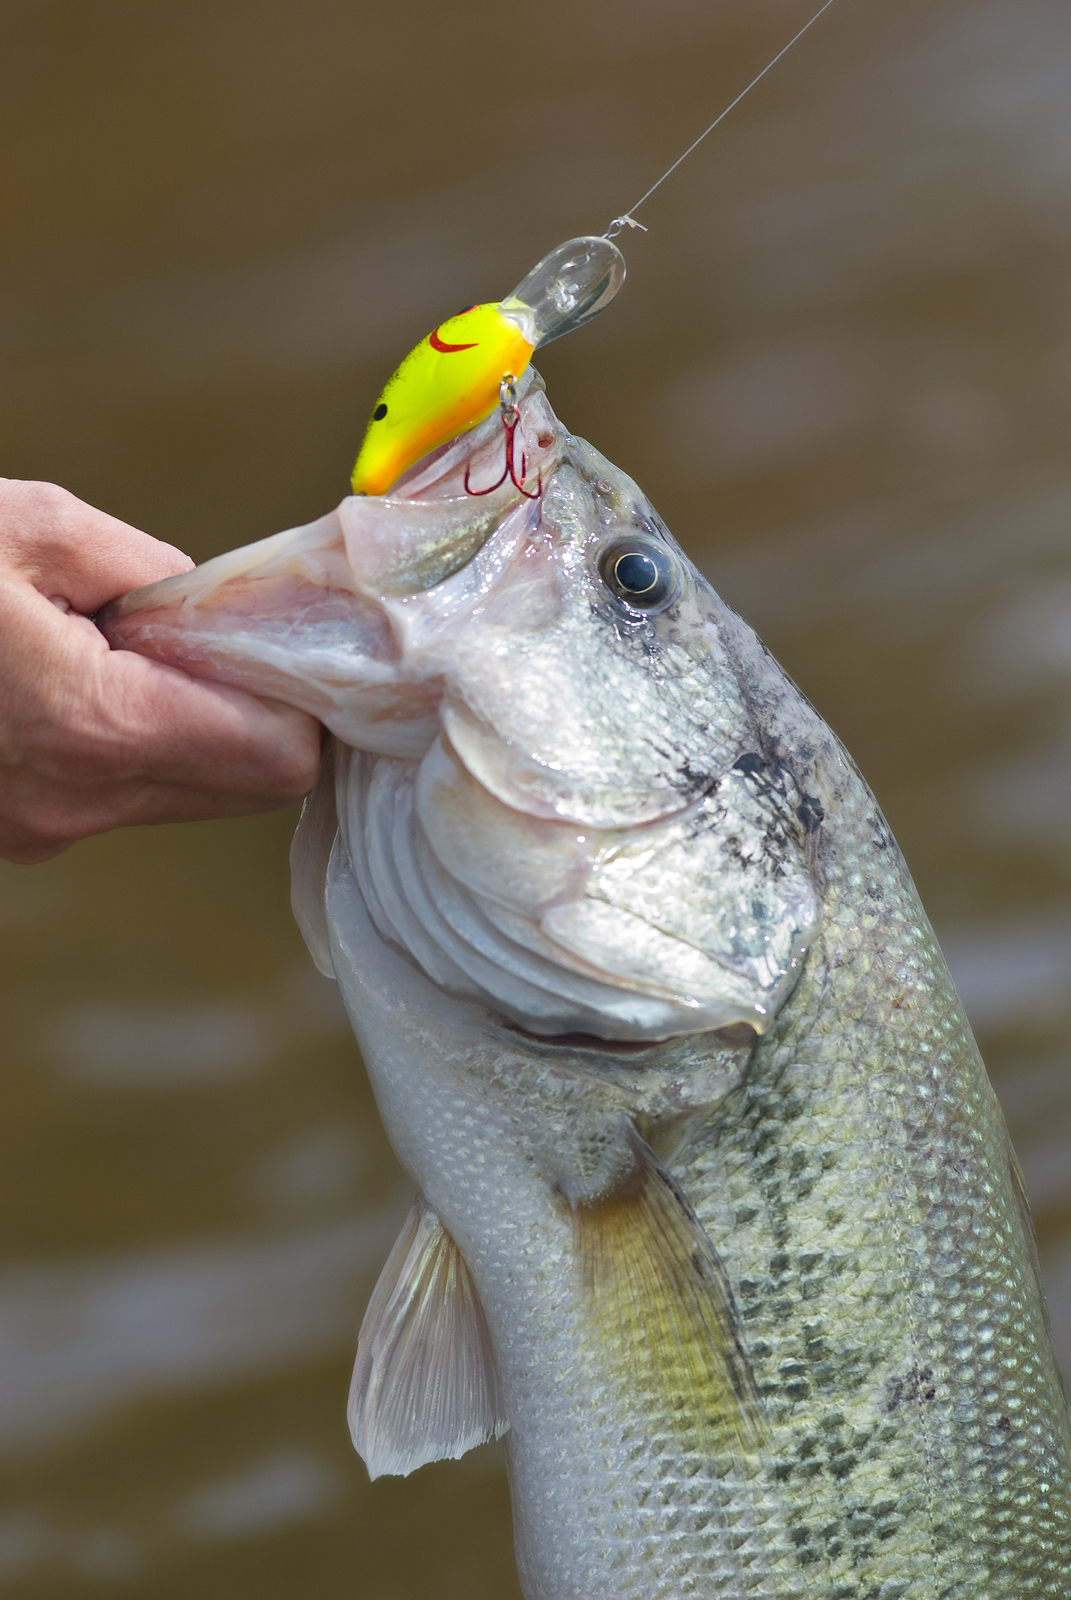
[605,0,842,238]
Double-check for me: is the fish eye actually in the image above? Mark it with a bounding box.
[597,537,677,611]
[372,402,388,421]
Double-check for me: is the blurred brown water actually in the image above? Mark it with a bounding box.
[2,0,1071,1594]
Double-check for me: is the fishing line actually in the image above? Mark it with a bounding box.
[349,2,843,498]
[604,0,842,238]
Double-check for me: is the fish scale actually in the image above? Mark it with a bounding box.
[100,372,1071,1597]
[674,636,1071,1594]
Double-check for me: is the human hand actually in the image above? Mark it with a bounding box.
[0,480,322,863]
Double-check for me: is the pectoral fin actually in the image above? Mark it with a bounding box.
[573,1135,765,1466]
[348,1197,508,1480]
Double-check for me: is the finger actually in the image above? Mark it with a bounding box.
[0,756,320,861]
[1,761,319,865]
[99,645,323,798]
[0,578,321,846]
[0,479,194,611]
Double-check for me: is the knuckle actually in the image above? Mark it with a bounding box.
[0,798,87,861]
[0,478,70,521]
[0,479,81,567]
[272,752,321,805]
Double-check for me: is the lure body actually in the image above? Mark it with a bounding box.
[350,303,534,495]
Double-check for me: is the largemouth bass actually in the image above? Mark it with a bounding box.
[100,369,1071,1597]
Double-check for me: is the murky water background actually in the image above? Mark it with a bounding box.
[2,0,1070,1593]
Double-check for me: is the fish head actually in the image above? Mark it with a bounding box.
[100,368,822,1041]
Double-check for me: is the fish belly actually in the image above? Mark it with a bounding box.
[326,815,1071,1598]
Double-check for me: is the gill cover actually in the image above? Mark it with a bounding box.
[351,235,625,496]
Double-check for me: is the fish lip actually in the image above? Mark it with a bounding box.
[501,1024,670,1056]
[494,1019,758,1057]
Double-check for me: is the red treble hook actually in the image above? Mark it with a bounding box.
[464,375,542,501]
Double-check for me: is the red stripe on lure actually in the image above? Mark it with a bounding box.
[428,325,479,354]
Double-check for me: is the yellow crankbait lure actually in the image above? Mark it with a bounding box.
[351,303,534,496]
[351,236,626,496]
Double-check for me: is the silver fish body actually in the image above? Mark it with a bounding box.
[101,372,1071,1597]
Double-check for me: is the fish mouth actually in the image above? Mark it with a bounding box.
[96,505,435,756]
[97,375,562,756]
[496,1020,759,1056]
[501,1025,679,1056]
